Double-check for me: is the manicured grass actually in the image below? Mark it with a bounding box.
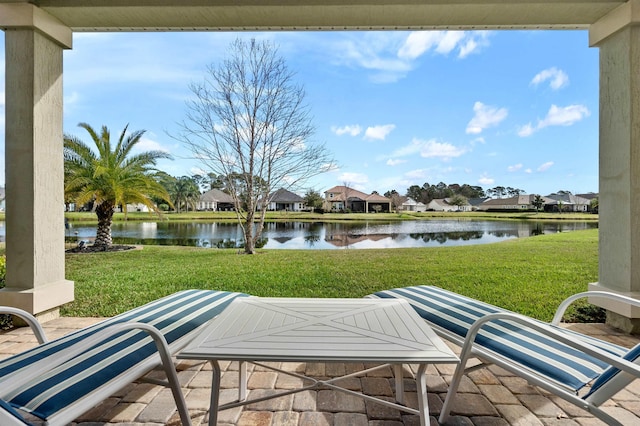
[63,229,599,321]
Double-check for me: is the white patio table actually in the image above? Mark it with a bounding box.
[178,297,459,426]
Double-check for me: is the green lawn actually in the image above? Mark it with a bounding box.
[63,228,599,321]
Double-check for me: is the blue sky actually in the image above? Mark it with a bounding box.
[0,30,599,196]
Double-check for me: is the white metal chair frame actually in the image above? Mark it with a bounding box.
[438,291,640,425]
[0,306,192,426]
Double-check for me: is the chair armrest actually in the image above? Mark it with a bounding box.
[2,322,172,394]
[1,321,192,426]
[0,306,47,344]
[551,291,640,325]
[461,311,640,379]
[0,407,29,426]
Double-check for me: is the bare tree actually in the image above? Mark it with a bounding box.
[176,39,334,254]
[342,182,354,212]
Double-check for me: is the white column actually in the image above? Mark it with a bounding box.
[589,0,640,332]
[0,5,74,318]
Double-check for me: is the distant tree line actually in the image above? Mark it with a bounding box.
[383,182,527,206]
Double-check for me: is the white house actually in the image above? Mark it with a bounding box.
[427,198,472,212]
[400,197,427,212]
[198,189,235,211]
[264,188,306,211]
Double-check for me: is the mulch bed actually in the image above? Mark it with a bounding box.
[65,244,137,254]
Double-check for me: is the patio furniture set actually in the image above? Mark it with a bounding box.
[1,286,640,425]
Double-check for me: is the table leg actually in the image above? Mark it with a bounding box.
[209,360,222,426]
[239,361,247,401]
[394,364,404,404]
[416,364,429,426]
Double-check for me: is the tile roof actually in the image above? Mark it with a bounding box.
[199,189,234,203]
[269,188,304,203]
[324,186,390,202]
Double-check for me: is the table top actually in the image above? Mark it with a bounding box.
[178,297,459,363]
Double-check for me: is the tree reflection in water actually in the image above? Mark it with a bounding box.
[58,219,597,250]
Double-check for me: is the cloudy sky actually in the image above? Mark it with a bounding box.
[0,30,599,196]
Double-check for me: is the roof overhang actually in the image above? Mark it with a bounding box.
[0,1,628,32]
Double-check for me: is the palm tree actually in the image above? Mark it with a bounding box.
[170,176,200,213]
[64,123,173,247]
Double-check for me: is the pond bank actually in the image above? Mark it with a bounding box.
[60,210,599,223]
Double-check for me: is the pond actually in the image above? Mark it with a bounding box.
[54,219,598,250]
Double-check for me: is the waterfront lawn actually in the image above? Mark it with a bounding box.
[63,229,598,322]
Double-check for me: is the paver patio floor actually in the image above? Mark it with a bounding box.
[1,318,639,425]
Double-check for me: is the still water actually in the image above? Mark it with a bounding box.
[56,219,598,250]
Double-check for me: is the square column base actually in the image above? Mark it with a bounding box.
[606,311,640,335]
[0,279,74,315]
[589,282,640,334]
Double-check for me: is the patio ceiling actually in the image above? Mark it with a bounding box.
[16,0,627,31]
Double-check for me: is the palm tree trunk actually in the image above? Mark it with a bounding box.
[94,202,114,247]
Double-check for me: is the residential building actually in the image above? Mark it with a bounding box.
[400,197,427,212]
[324,186,392,213]
[115,203,150,213]
[545,193,592,212]
[263,188,305,211]
[198,189,235,211]
[478,194,552,211]
[427,198,472,212]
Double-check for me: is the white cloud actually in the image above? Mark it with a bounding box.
[335,31,492,83]
[386,159,407,166]
[531,67,569,90]
[135,135,171,153]
[478,174,494,185]
[388,139,423,158]
[321,163,340,173]
[404,169,429,180]
[398,31,491,60]
[334,33,412,83]
[507,164,523,172]
[525,168,533,174]
[331,124,362,136]
[419,139,467,160]
[518,104,590,137]
[539,104,590,128]
[364,124,396,141]
[389,138,466,161]
[537,161,554,172]
[459,38,479,59]
[190,166,207,176]
[466,101,508,134]
[338,172,369,185]
[517,123,535,137]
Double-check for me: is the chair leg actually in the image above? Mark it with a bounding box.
[439,350,474,424]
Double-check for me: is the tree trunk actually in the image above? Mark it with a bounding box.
[243,209,255,254]
[94,202,114,247]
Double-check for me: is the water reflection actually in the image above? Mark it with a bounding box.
[51,219,599,250]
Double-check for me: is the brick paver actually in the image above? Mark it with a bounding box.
[0,320,639,425]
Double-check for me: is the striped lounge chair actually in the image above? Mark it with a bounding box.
[0,289,248,426]
[368,285,640,425]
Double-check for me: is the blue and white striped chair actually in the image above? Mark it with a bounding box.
[0,289,248,426]
[368,285,640,425]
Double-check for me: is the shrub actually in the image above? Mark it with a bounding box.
[0,255,5,288]
[0,255,11,329]
[564,303,607,323]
